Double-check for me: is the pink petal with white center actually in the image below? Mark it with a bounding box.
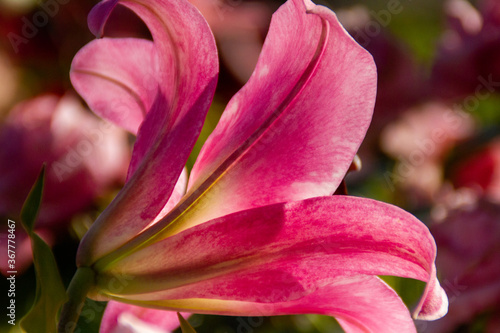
[95,196,447,321]
[176,0,376,233]
[71,38,158,134]
[75,0,218,266]
[106,276,415,333]
[100,301,190,333]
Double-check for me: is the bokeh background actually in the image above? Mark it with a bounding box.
[1,0,499,332]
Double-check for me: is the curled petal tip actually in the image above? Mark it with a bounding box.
[414,288,449,321]
[413,265,449,321]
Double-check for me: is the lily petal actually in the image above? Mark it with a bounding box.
[100,301,189,333]
[95,196,447,321]
[178,0,376,233]
[147,168,188,229]
[105,276,416,333]
[71,38,158,134]
[75,0,218,266]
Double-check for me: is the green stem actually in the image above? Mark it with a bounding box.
[58,267,95,333]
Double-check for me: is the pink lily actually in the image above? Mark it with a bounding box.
[68,0,448,331]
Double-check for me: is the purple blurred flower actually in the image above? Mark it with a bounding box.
[426,196,500,333]
[432,0,500,100]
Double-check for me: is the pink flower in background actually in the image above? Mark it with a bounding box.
[100,302,189,333]
[189,0,273,84]
[426,198,500,333]
[69,0,448,331]
[380,102,475,202]
[0,94,130,275]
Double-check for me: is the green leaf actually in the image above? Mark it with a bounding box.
[178,313,198,333]
[17,166,68,333]
[20,165,45,233]
[20,234,68,333]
